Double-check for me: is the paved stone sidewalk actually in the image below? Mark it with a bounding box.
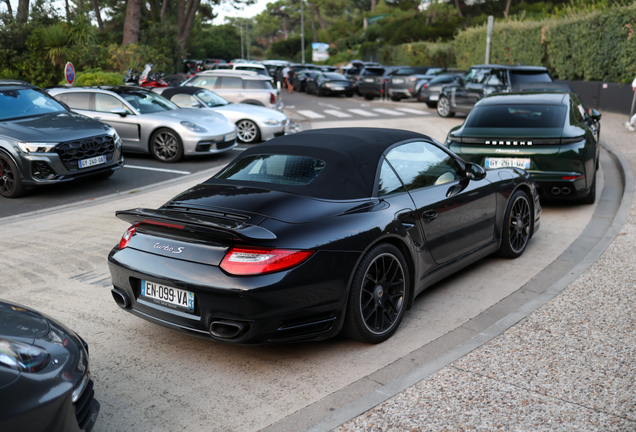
[333,112,636,431]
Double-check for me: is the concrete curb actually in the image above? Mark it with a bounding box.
[295,142,634,432]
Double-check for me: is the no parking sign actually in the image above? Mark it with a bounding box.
[64,62,75,85]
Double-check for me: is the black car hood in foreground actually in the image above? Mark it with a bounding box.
[165,183,376,224]
[0,301,50,339]
[0,112,111,142]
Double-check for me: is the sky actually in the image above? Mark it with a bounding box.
[2,0,272,24]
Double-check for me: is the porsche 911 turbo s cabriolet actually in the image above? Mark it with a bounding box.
[107,128,541,344]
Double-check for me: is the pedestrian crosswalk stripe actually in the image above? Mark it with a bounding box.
[347,109,378,117]
[396,108,429,115]
[297,110,325,119]
[324,109,352,118]
[372,108,404,116]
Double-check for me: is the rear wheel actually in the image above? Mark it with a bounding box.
[391,95,401,102]
[343,243,409,343]
[364,94,374,100]
[581,171,596,204]
[0,153,25,198]
[150,128,184,163]
[498,190,532,258]
[236,119,261,144]
[437,96,455,117]
[426,102,437,109]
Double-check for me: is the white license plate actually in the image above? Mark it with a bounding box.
[485,158,531,170]
[224,132,237,142]
[392,79,404,84]
[364,78,374,83]
[78,155,105,168]
[141,280,194,311]
[334,87,344,91]
[430,95,439,101]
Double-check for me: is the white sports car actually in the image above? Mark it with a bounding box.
[154,87,289,144]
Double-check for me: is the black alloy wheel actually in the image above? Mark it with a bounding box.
[498,190,531,258]
[150,128,184,163]
[343,243,409,343]
[436,96,455,117]
[236,119,261,144]
[0,153,25,198]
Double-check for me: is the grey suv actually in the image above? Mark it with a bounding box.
[182,70,283,111]
[0,80,124,198]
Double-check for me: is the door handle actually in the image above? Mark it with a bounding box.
[422,210,438,224]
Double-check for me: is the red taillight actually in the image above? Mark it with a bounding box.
[423,84,428,89]
[142,219,184,229]
[119,223,139,249]
[270,93,276,104]
[408,88,413,92]
[562,175,584,180]
[220,247,314,276]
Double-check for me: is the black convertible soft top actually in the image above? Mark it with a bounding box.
[208,128,432,200]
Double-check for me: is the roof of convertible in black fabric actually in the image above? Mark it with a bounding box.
[207,128,432,200]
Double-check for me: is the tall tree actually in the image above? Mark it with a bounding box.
[16,0,29,22]
[160,0,168,21]
[122,0,142,44]
[309,3,317,42]
[454,0,462,17]
[3,0,12,17]
[92,0,104,31]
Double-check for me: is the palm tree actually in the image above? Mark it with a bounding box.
[42,24,69,66]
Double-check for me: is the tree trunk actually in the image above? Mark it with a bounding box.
[16,0,28,22]
[122,0,142,45]
[309,4,317,43]
[4,0,12,18]
[177,0,201,51]
[92,0,104,31]
[454,0,462,17]
[504,0,512,18]
[282,16,287,40]
[314,5,329,43]
[160,0,168,22]
[178,0,185,36]
[65,0,70,20]
[77,0,83,13]
[148,0,156,22]
[371,0,375,13]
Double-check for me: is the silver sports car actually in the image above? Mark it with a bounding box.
[153,87,289,144]
[48,86,237,163]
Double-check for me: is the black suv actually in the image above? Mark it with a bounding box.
[436,65,552,117]
[387,66,445,101]
[357,66,403,100]
[0,80,124,198]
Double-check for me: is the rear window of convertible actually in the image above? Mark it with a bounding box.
[217,155,326,186]
[465,104,567,128]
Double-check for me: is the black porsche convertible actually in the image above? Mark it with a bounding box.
[107,128,540,344]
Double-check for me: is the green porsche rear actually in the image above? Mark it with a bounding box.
[445,92,601,203]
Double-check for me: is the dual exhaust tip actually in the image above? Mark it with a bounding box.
[551,187,572,196]
[111,288,250,340]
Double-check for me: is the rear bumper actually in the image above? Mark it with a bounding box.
[108,247,360,344]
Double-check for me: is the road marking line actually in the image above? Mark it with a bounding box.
[323,109,352,118]
[372,108,405,116]
[124,165,191,175]
[348,109,378,117]
[318,102,341,110]
[396,108,430,115]
[297,110,326,119]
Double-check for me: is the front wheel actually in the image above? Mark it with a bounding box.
[0,153,26,198]
[498,190,532,258]
[437,96,455,117]
[236,119,261,144]
[342,243,409,343]
[150,128,183,163]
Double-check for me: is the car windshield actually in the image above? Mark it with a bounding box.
[323,73,347,80]
[195,89,229,107]
[429,75,460,85]
[217,154,326,186]
[118,90,178,114]
[465,104,567,128]
[0,88,67,121]
[236,66,269,76]
[509,71,552,86]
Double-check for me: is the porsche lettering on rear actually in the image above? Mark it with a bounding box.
[153,243,184,254]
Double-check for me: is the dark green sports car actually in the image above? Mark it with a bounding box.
[445,90,601,203]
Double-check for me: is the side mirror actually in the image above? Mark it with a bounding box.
[465,162,486,180]
[110,107,127,117]
[588,108,601,121]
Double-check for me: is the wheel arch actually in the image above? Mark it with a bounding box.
[511,183,536,237]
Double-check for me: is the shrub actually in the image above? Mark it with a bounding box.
[378,41,456,67]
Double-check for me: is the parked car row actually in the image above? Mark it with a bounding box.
[0,77,289,198]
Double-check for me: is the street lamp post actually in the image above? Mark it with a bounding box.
[300,0,305,64]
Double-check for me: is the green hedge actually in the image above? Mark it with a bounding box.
[453,5,636,83]
[59,69,124,86]
[375,41,456,67]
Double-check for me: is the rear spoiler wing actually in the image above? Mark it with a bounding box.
[115,208,276,241]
